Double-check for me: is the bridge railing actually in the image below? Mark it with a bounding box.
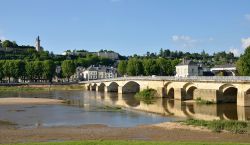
[80,76,250,84]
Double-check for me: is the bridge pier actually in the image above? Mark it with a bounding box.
[174,88,185,100]
[96,86,104,92]
[85,84,90,90]
[237,90,250,107]
[156,87,166,97]
[193,89,218,103]
[237,106,250,121]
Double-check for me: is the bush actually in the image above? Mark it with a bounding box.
[196,97,215,105]
[135,88,158,104]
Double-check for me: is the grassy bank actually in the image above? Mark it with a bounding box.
[0,85,84,92]
[135,88,158,104]
[3,141,250,145]
[0,120,17,126]
[182,119,250,134]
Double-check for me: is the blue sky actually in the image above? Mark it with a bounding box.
[0,0,250,56]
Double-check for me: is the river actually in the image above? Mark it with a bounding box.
[0,90,249,128]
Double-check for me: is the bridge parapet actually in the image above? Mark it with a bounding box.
[80,76,250,84]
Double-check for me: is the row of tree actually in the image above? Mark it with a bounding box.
[117,58,180,76]
[0,60,76,83]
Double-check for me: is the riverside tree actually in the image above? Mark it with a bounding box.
[43,60,56,83]
[143,59,159,76]
[3,60,21,83]
[0,61,4,82]
[237,46,250,76]
[117,60,127,76]
[126,58,144,76]
[156,58,172,76]
[25,61,36,82]
[62,60,76,82]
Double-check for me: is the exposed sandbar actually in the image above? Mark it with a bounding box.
[0,98,63,105]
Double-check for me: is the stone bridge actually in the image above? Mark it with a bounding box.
[80,76,250,107]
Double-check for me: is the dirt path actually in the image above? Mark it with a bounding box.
[1,123,250,144]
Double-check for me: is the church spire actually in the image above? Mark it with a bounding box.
[35,36,41,51]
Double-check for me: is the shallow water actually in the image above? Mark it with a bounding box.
[0,91,174,128]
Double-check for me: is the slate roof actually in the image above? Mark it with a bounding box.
[177,59,197,66]
[86,66,98,71]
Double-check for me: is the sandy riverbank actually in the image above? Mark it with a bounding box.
[0,98,64,105]
[1,122,250,144]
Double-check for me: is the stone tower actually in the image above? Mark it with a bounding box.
[35,36,41,51]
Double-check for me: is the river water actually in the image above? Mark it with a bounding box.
[0,90,249,128]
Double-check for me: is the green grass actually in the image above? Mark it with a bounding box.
[0,120,17,126]
[0,85,84,92]
[195,97,215,105]
[135,88,158,104]
[2,140,250,145]
[182,119,250,134]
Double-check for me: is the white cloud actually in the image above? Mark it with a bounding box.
[245,14,250,21]
[229,47,241,57]
[171,35,198,48]
[241,37,250,49]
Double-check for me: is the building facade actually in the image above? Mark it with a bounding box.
[96,52,119,60]
[82,66,117,81]
[175,59,202,77]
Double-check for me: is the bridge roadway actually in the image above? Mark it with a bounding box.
[80,76,250,107]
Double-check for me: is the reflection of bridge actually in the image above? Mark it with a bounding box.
[80,76,250,107]
[94,92,250,121]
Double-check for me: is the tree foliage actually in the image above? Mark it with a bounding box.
[43,60,56,82]
[62,60,76,82]
[237,46,250,76]
[117,60,127,75]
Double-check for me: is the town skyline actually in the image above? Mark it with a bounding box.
[0,0,250,56]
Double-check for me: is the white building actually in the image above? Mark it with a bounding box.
[175,59,202,77]
[83,66,98,80]
[96,52,119,60]
[82,66,117,81]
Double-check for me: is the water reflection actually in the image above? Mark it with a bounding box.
[94,92,250,121]
[0,91,172,128]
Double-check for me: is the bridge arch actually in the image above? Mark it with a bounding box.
[121,81,140,93]
[167,88,175,99]
[246,89,250,98]
[108,82,119,92]
[219,84,235,93]
[164,82,175,99]
[186,86,197,100]
[97,83,106,92]
[183,83,197,100]
[219,84,238,103]
[91,83,97,91]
